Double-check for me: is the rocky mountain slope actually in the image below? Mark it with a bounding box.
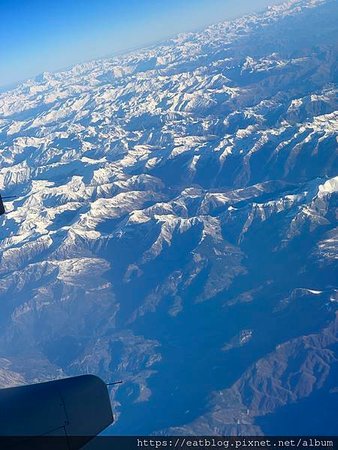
[0,0,337,435]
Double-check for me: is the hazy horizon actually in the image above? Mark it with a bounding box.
[1,0,285,88]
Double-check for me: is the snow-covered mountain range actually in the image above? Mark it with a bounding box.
[0,0,337,435]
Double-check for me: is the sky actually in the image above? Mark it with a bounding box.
[0,0,284,88]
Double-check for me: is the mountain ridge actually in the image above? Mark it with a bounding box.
[0,0,337,435]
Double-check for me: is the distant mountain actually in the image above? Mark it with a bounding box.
[0,0,337,435]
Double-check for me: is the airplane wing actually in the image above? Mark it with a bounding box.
[0,195,5,216]
[0,375,114,450]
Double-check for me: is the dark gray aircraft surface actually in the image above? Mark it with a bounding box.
[0,200,115,449]
[0,375,114,450]
[0,375,114,449]
[0,194,5,216]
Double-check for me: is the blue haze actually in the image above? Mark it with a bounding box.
[1,0,284,87]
